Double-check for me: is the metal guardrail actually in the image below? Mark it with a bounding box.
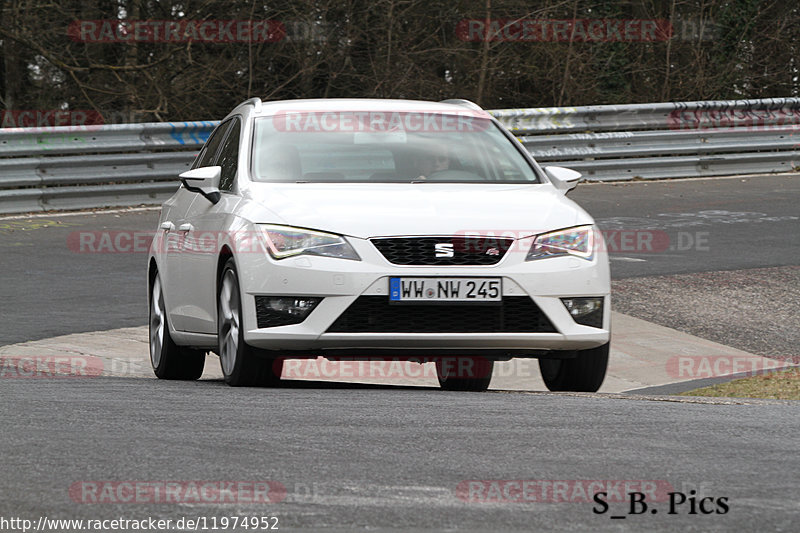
[1,98,799,214]
[0,122,214,213]
[493,97,800,181]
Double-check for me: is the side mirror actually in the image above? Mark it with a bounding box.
[180,166,221,204]
[544,166,582,195]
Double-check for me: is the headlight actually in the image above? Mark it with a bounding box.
[526,225,595,261]
[259,225,360,261]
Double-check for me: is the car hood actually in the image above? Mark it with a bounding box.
[245,182,589,238]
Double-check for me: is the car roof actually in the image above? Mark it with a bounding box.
[230,98,492,119]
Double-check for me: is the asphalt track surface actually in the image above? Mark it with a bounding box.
[1,174,799,531]
[2,379,797,532]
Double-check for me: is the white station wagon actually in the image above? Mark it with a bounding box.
[148,98,610,391]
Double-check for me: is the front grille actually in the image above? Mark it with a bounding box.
[326,296,556,333]
[371,236,513,266]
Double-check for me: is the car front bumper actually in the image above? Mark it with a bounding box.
[236,235,610,357]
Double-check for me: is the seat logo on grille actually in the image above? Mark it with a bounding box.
[434,242,455,258]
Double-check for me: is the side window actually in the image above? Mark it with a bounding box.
[192,120,231,169]
[216,119,241,192]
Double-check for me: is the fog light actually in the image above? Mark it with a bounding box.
[268,297,319,316]
[255,296,322,328]
[561,297,604,328]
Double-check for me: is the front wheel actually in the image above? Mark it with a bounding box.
[539,342,609,392]
[435,357,493,392]
[218,259,283,387]
[149,272,205,380]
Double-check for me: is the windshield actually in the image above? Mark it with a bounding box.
[252,111,541,183]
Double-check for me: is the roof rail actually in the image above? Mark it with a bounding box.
[440,99,483,111]
[241,97,262,113]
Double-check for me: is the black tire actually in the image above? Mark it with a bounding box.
[436,356,493,392]
[539,342,609,392]
[217,258,283,387]
[149,271,205,380]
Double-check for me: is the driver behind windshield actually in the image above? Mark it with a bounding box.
[414,145,451,180]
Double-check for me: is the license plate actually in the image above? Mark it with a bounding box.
[389,277,502,302]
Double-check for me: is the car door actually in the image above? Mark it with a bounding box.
[178,116,243,333]
[163,119,231,331]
